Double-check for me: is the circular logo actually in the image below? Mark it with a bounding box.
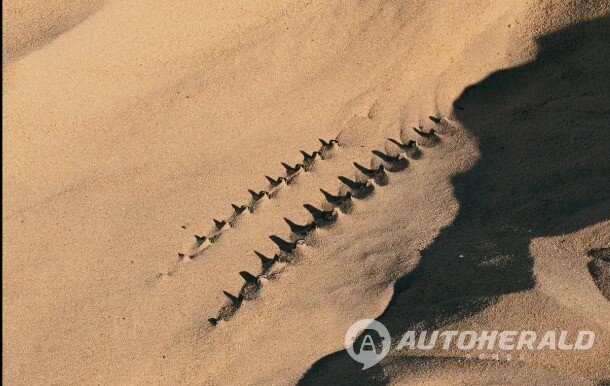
[345,319,391,369]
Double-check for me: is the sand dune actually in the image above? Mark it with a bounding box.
[3,0,609,384]
[2,0,103,64]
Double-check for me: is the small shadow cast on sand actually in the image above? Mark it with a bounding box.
[588,248,610,301]
[298,16,610,385]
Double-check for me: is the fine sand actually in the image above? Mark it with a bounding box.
[3,1,609,385]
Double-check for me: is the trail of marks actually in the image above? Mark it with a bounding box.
[179,139,340,260]
[208,116,453,326]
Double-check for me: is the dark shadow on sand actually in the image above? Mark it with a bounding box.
[298,16,610,385]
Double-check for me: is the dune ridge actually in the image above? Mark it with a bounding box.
[2,0,104,65]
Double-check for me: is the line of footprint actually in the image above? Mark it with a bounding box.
[208,116,448,326]
[177,138,342,261]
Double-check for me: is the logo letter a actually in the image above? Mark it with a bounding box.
[361,335,376,352]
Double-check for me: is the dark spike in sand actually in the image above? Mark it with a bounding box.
[338,176,368,190]
[265,175,286,187]
[231,204,250,214]
[284,217,317,235]
[429,116,442,124]
[300,150,321,162]
[248,189,269,201]
[239,271,259,284]
[269,235,303,253]
[281,162,304,174]
[388,138,417,150]
[213,219,227,229]
[254,251,277,271]
[354,162,385,178]
[320,189,352,205]
[303,204,336,222]
[413,127,436,137]
[223,290,244,305]
[319,138,338,148]
[195,235,207,243]
[208,318,218,326]
[372,150,402,163]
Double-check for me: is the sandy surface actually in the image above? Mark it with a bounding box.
[3,1,609,384]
